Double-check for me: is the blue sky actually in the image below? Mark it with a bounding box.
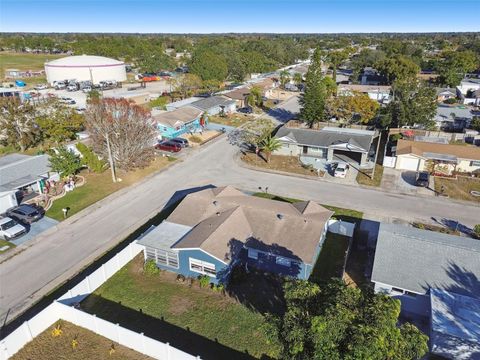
[1,0,479,33]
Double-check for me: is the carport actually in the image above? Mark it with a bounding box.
[332,149,363,165]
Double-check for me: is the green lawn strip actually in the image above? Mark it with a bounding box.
[356,164,384,187]
[0,52,63,71]
[82,259,279,359]
[310,233,351,284]
[0,239,15,253]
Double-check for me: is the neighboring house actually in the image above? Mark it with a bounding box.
[434,105,474,131]
[359,67,386,85]
[337,84,391,103]
[138,186,334,283]
[430,289,480,360]
[395,139,480,174]
[152,106,204,139]
[436,87,457,102]
[223,87,251,108]
[371,223,480,318]
[456,78,480,96]
[190,96,237,116]
[0,154,58,213]
[165,97,201,111]
[275,124,377,167]
[250,77,278,98]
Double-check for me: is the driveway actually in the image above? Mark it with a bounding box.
[381,168,435,196]
[266,95,300,123]
[10,216,59,246]
[1,136,479,326]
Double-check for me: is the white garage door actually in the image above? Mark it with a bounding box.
[398,156,419,171]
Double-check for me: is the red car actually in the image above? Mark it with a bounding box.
[155,140,182,152]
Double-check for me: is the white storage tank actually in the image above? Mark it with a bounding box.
[45,55,127,85]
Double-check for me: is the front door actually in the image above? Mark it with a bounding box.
[303,146,308,154]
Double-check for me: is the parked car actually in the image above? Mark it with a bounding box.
[0,217,27,240]
[60,97,76,105]
[34,84,48,90]
[6,204,45,224]
[75,107,86,114]
[334,162,349,178]
[154,140,182,152]
[82,86,92,93]
[170,137,189,148]
[238,106,253,114]
[415,171,430,187]
[67,84,78,92]
[54,82,66,90]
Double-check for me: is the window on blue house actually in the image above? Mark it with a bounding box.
[189,258,216,277]
[145,247,179,269]
[275,256,291,267]
[248,248,258,260]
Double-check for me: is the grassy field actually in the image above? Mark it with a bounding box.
[310,233,350,284]
[242,153,325,177]
[434,176,480,203]
[81,256,280,359]
[46,156,174,221]
[11,320,152,360]
[0,52,63,72]
[356,164,384,187]
[0,239,15,254]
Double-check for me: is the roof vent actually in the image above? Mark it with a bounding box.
[213,200,218,206]
[216,212,220,216]
[277,214,284,220]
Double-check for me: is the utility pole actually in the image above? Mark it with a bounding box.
[106,132,117,183]
[370,130,382,180]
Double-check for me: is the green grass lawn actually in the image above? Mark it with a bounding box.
[82,256,279,359]
[208,114,256,127]
[46,157,173,221]
[310,233,351,284]
[0,239,15,254]
[0,52,63,72]
[356,164,384,187]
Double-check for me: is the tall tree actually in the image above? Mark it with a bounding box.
[239,118,276,148]
[326,92,380,124]
[300,49,328,128]
[260,135,282,163]
[293,73,303,86]
[264,279,428,360]
[0,98,39,152]
[189,49,228,82]
[173,74,203,99]
[437,50,479,87]
[376,55,420,84]
[85,98,157,177]
[246,86,263,108]
[49,147,82,178]
[279,70,291,89]
[325,50,350,82]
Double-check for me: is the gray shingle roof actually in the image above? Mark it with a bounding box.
[371,223,480,296]
[0,154,52,191]
[190,96,236,112]
[275,126,375,152]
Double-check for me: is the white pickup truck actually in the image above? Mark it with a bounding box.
[0,217,27,240]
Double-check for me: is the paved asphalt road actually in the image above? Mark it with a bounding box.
[1,98,479,326]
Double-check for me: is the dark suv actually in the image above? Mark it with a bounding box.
[6,204,45,224]
[170,137,189,148]
[415,171,430,187]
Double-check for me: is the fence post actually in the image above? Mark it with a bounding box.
[140,332,145,353]
[165,342,170,360]
[86,276,92,293]
[23,321,33,341]
[102,264,107,281]
[93,314,98,333]
[116,323,121,343]
[116,253,121,271]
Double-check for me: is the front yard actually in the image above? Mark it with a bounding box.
[356,164,384,187]
[46,156,174,221]
[0,239,15,253]
[434,176,480,203]
[11,321,151,360]
[208,114,256,127]
[81,255,280,359]
[242,153,325,177]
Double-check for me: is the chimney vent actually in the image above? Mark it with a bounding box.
[277,214,284,220]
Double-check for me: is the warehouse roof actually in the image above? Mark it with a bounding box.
[45,55,124,67]
[275,125,375,152]
[0,154,52,192]
[371,223,480,296]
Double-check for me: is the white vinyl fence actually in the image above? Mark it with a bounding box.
[1,234,200,360]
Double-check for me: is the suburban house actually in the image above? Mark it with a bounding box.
[190,96,237,115]
[152,106,204,139]
[275,123,377,167]
[435,87,457,102]
[371,223,480,359]
[429,289,480,360]
[165,97,201,111]
[0,154,58,213]
[250,77,278,98]
[456,78,480,105]
[359,67,386,85]
[223,87,251,108]
[434,105,474,131]
[137,186,334,283]
[394,139,480,174]
[337,84,391,103]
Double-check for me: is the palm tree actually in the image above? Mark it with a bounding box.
[293,73,303,86]
[260,135,281,163]
[279,69,291,89]
[247,86,263,108]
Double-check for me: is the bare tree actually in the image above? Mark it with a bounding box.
[0,98,39,152]
[85,98,157,180]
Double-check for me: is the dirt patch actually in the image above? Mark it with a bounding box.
[11,321,152,360]
[241,153,324,177]
[169,295,195,315]
[434,176,480,203]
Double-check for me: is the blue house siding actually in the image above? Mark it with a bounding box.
[154,248,228,284]
[157,118,207,139]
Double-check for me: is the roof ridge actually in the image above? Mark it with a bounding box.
[390,230,480,252]
[0,154,47,170]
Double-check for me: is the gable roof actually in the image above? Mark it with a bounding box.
[371,223,480,296]
[275,125,375,152]
[190,96,236,111]
[223,87,250,100]
[167,186,333,264]
[0,154,51,191]
[152,106,202,128]
[396,139,480,161]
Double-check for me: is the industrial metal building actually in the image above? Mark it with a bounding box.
[44,55,126,85]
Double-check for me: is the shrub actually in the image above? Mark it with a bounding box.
[148,96,168,110]
[390,133,402,142]
[474,224,480,238]
[176,274,186,283]
[189,135,203,143]
[198,275,211,288]
[144,259,159,276]
[443,98,457,104]
[76,142,106,173]
[213,283,225,293]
